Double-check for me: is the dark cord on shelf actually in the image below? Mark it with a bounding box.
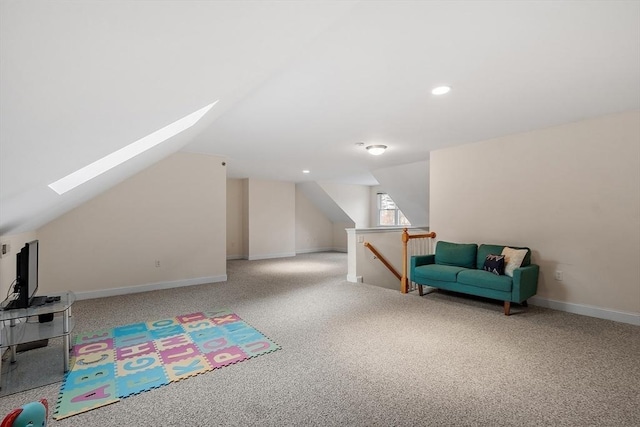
[2,280,18,307]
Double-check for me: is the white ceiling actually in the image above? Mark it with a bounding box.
[1,1,639,235]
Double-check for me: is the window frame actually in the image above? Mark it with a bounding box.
[377,193,410,227]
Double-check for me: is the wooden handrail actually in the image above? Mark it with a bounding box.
[363,241,402,281]
[401,228,436,293]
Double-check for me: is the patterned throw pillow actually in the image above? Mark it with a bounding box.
[501,247,528,277]
[483,254,505,275]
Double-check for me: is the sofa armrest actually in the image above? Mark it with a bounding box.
[511,264,539,303]
[411,254,435,270]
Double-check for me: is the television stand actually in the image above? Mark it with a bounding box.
[0,291,76,389]
[16,339,49,352]
[3,299,23,311]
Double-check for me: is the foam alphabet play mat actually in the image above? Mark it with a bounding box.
[54,308,280,419]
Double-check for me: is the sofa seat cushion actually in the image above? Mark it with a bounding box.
[413,265,467,283]
[457,269,513,292]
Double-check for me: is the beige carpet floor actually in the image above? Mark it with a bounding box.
[1,252,638,426]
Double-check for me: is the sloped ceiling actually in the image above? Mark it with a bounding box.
[296,182,352,224]
[372,161,429,227]
[2,1,639,235]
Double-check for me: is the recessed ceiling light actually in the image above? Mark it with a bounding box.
[302,170,310,174]
[366,145,387,155]
[431,86,451,95]
[48,101,219,195]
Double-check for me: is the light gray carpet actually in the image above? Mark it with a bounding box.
[1,337,64,397]
[1,252,638,426]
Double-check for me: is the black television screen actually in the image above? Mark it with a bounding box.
[13,240,39,308]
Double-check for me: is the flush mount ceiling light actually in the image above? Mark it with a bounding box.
[431,85,451,95]
[48,101,219,195]
[366,145,387,155]
[302,170,310,174]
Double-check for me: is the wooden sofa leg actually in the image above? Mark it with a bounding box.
[522,300,528,307]
[504,301,511,316]
[418,285,424,296]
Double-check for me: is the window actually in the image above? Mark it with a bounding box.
[377,193,411,226]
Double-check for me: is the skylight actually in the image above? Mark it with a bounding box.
[48,101,219,195]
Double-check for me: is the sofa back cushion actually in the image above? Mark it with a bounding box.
[476,244,532,270]
[435,241,478,268]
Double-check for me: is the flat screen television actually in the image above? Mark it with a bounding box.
[12,240,39,308]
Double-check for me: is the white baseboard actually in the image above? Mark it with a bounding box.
[231,250,346,259]
[296,248,334,254]
[529,296,640,326]
[248,252,296,261]
[75,275,227,301]
[296,248,347,254]
[347,275,363,283]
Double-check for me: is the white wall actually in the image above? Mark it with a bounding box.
[332,222,351,252]
[247,179,296,260]
[296,182,352,223]
[36,152,227,297]
[370,186,381,227]
[230,180,369,256]
[226,178,245,259]
[430,110,640,323]
[356,228,408,291]
[0,231,37,297]
[372,160,429,226]
[347,227,430,290]
[318,182,371,228]
[295,186,334,253]
[228,179,350,258]
[242,179,250,259]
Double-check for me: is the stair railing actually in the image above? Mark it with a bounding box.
[363,241,401,281]
[401,228,437,293]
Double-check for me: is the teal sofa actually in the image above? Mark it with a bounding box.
[410,241,539,315]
